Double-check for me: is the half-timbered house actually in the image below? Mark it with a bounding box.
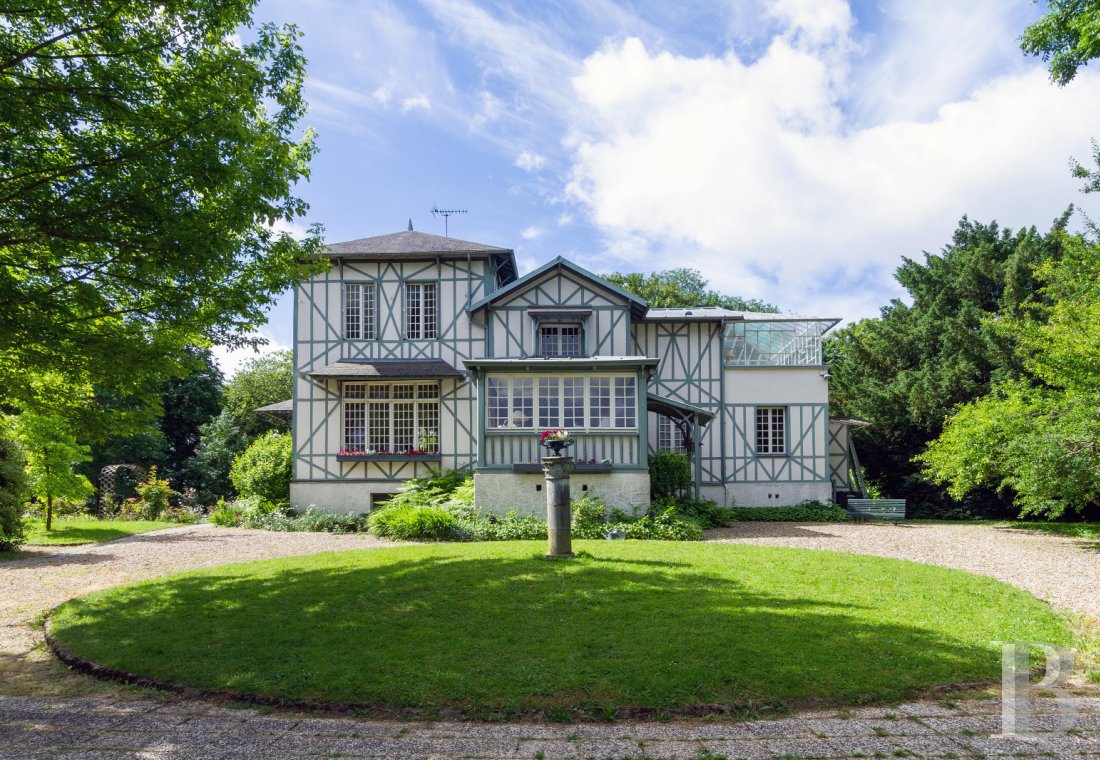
[289,229,853,514]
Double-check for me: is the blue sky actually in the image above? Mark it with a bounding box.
[217,0,1100,373]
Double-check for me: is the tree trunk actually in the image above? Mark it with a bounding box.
[44,451,52,531]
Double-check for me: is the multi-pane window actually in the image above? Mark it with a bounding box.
[538,377,560,428]
[405,282,438,339]
[614,377,636,428]
[658,416,687,453]
[344,283,376,339]
[485,375,637,430]
[588,377,611,428]
[562,378,585,428]
[539,325,582,356]
[755,406,786,455]
[343,382,440,453]
[487,377,509,428]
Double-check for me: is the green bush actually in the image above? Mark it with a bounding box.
[0,426,28,550]
[243,506,369,533]
[649,450,692,498]
[572,492,703,540]
[368,503,459,541]
[662,495,729,527]
[726,503,848,522]
[482,509,546,540]
[230,431,292,505]
[134,466,177,520]
[208,499,242,527]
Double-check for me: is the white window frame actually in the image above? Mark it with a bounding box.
[538,323,583,357]
[344,282,377,340]
[404,281,438,340]
[485,374,638,431]
[658,415,687,454]
[343,381,440,453]
[755,406,787,455]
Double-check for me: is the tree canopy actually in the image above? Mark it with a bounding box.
[1022,0,1100,85]
[920,233,1100,518]
[0,1,324,423]
[826,213,1071,517]
[602,269,777,312]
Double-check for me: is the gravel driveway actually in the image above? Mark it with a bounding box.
[705,521,1100,619]
[1,522,1098,759]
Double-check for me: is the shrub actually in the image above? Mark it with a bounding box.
[726,502,847,522]
[0,426,27,550]
[663,495,729,528]
[283,507,369,533]
[482,509,546,540]
[650,450,691,498]
[162,506,197,524]
[572,492,703,540]
[368,503,459,541]
[230,431,292,505]
[134,466,177,520]
[208,499,242,527]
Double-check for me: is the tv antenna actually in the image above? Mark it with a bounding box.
[431,206,466,237]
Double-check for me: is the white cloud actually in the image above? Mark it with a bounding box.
[515,150,547,172]
[211,330,291,379]
[564,23,1100,319]
[520,225,544,240]
[401,94,432,113]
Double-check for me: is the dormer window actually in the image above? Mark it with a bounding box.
[539,324,582,357]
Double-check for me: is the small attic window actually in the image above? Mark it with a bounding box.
[539,325,582,357]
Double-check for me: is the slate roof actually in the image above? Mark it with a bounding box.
[325,230,512,257]
[254,399,293,414]
[307,358,463,379]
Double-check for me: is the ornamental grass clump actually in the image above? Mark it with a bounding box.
[367,504,459,541]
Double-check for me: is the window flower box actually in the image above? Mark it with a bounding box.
[337,449,441,463]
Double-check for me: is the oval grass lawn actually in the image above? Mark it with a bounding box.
[49,541,1070,715]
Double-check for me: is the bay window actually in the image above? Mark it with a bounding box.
[485,374,637,430]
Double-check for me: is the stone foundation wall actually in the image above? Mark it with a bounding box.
[724,482,833,508]
[473,470,651,517]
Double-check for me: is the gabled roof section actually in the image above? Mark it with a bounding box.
[466,256,649,318]
[325,230,512,257]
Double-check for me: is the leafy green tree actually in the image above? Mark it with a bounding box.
[160,348,224,482]
[0,422,28,550]
[920,234,1100,518]
[9,412,94,530]
[602,269,778,312]
[1022,2,1100,193]
[0,1,325,424]
[224,351,293,438]
[186,410,246,506]
[80,347,223,495]
[826,214,1070,517]
[230,431,292,506]
[1022,0,1100,85]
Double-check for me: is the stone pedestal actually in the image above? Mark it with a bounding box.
[541,455,574,557]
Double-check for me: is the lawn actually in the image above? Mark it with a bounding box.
[1002,521,1100,540]
[49,541,1070,717]
[22,517,177,546]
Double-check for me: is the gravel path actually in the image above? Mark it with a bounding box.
[1,522,1098,759]
[705,521,1100,619]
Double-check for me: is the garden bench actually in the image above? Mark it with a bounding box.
[845,498,906,521]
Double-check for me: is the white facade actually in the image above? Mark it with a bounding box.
[290,231,847,514]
